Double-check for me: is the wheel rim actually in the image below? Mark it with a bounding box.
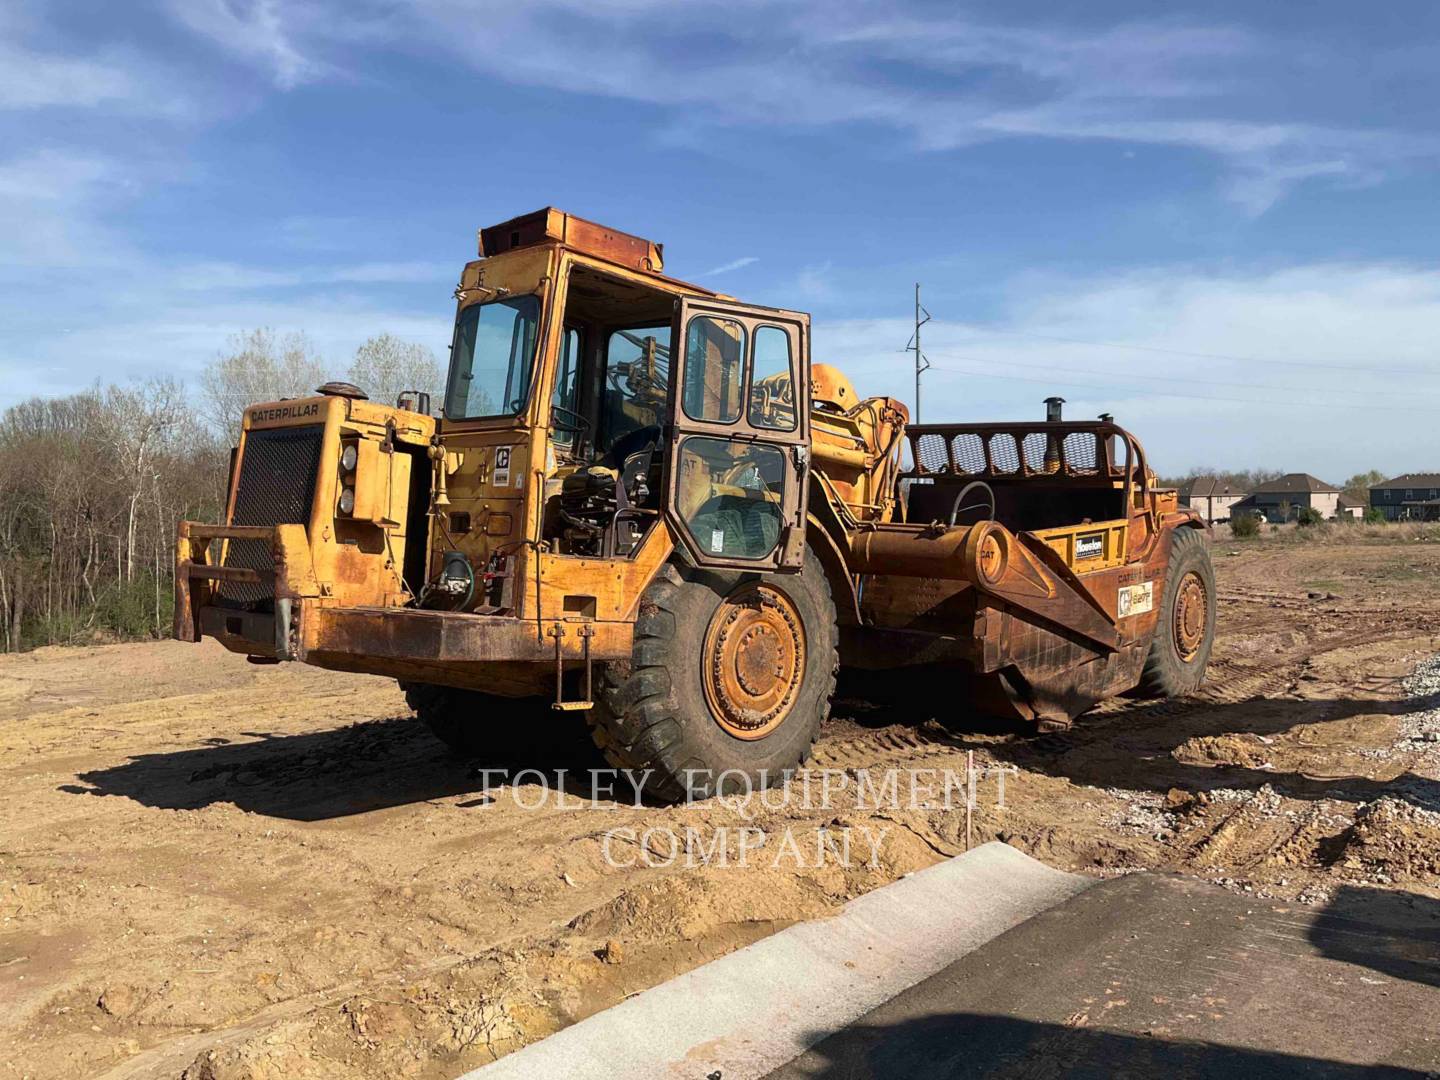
[1173,571,1209,663]
[703,583,807,741]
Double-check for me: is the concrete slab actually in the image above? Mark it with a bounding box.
[462,842,1092,1080]
[767,873,1440,1078]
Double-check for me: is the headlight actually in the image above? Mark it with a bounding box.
[340,443,358,472]
[338,486,355,515]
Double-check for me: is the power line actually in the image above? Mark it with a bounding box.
[923,362,1431,414]
[923,348,1439,403]
[951,323,1435,377]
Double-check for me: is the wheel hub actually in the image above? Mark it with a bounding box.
[1174,571,1208,663]
[703,584,806,740]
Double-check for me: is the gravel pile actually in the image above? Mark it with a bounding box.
[1397,654,1440,748]
[1096,788,1173,837]
[1334,795,1440,884]
[1354,653,1440,760]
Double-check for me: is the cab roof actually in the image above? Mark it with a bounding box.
[480,208,663,273]
[478,207,724,298]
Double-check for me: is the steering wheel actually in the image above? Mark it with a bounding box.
[947,480,996,527]
[550,404,591,436]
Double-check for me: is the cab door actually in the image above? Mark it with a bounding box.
[663,297,811,572]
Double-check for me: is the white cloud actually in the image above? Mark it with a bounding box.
[0,149,115,200]
[1222,158,1358,217]
[0,149,134,266]
[166,0,328,89]
[795,262,836,302]
[0,5,189,118]
[169,260,453,290]
[701,256,759,277]
[816,262,1440,477]
[0,283,453,407]
[0,45,144,109]
[368,2,1435,213]
[115,1,1438,212]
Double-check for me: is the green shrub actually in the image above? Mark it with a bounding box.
[1363,508,1386,524]
[1297,507,1324,526]
[1230,512,1261,538]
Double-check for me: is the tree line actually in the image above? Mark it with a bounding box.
[0,331,440,652]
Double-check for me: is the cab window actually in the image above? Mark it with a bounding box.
[674,437,785,559]
[749,325,796,431]
[681,316,745,424]
[601,324,671,453]
[552,327,583,447]
[444,295,541,420]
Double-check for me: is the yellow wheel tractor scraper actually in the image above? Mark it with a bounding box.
[176,208,1215,801]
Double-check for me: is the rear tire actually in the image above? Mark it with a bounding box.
[589,550,838,802]
[401,681,547,759]
[1136,528,1216,698]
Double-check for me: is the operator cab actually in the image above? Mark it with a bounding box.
[543,262,802,563]
[440,209,812,581]
[544,265,675,558]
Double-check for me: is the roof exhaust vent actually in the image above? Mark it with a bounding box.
[316,381,368,400]
[1044,396,1065,422]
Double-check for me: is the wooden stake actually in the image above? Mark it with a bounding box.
[965,750,974,852]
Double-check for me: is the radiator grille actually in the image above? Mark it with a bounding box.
[219,425,324,607]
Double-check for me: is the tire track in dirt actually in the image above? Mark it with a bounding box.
[813,599,1435,775]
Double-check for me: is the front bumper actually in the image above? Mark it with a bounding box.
[175,521,632,671]
[174,522,298,655]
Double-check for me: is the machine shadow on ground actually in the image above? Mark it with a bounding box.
[1312,884,1440,989]
[59,713,608,821]
[60,687,1440,821]
[780,1012,1432,1079]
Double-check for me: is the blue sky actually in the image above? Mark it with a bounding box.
[2,0,1438,478]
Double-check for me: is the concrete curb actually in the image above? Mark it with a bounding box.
[461,842,1093,1080]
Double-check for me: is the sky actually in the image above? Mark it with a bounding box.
[2,0,1438,479]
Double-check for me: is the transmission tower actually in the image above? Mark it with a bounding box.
[904,283,932,422]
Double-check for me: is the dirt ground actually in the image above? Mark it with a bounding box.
[4,535,1440,1080]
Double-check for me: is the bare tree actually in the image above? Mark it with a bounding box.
[105,379,185,581]
[348,333,442,411]
[0,379,225,651]
[200,329,329,436]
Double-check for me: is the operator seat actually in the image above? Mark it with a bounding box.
[601,423,661,470]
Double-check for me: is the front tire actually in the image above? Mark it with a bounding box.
[1136,528,1216,698]
[589,549,838,802]
[402,682,548,759]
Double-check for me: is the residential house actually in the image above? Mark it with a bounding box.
[1369,473,1440,521]
[1335,495,1363,520]
[1233,474,1341,522]
[1179,476,1249,523]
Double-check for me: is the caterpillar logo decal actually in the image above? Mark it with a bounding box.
[1118,581,1154,618]
[249,402,320,424]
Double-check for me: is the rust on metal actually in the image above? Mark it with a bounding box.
[177,207,1210,739]
[703,583,807,741]
[1174,571,1209,662]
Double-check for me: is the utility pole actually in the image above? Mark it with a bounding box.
[905,283,931,422]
